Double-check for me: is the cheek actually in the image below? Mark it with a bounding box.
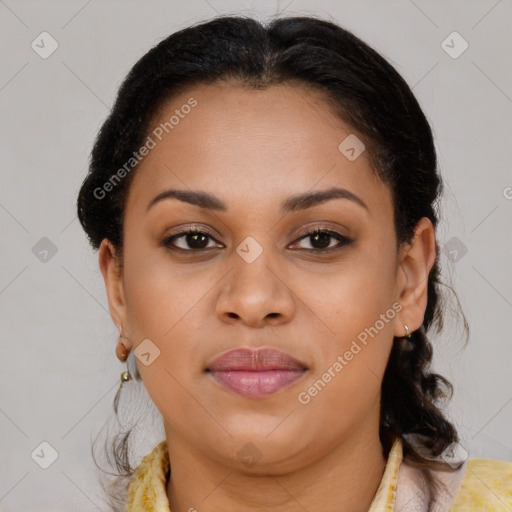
[295,240,398,411]
[305,243,398,349]
[296,286,396,428]
[122,246,203,338]
[121,246,218,390]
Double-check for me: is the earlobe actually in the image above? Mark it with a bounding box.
[98,239,131,348]
[395,217,437,336]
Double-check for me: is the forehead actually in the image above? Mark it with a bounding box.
[125,81,389,217]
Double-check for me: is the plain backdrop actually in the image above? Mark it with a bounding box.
[1,0,511,510]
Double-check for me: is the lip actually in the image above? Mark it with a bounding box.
[206,347,308,398]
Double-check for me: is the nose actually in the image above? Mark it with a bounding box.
[215,250,296,328]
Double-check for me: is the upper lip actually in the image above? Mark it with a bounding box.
[206,347,308,372]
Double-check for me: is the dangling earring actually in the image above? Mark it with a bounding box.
[116,331,132,386]
[404,324,412,339]
[120,369,131,385]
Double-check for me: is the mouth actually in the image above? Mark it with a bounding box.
[205,347,309,398]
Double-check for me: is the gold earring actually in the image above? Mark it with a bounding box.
[120,369,132,385]
[404,324,412,338]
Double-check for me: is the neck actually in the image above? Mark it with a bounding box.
[165,422,388,512]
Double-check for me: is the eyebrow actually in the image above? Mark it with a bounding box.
[147,187,369,214]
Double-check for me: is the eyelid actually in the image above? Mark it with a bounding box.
[173,224,218,237]
[292,222,351,240]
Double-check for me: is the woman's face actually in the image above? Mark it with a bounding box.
[101,81,429,472]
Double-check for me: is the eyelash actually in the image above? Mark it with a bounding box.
[161,226,353,254]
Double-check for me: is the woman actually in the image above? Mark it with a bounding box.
[77,14,511,512]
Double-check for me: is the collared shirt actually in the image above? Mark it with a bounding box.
[125,437,512,511]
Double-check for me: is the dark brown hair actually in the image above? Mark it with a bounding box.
[77,14,468,511]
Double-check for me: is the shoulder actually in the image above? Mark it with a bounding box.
[450,457,512,511]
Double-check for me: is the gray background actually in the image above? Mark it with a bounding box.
[1,0,511,510]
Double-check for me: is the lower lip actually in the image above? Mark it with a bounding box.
[208,369,307,398]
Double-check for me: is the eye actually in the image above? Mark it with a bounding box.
[161,226,353,254]
[289,228,353,253]
[161,227,222,252]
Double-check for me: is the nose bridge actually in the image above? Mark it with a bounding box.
[216,234,294,325]
[231,235,276,295]
[236,234,267,266]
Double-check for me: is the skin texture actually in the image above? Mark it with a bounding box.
[99,82,436,512]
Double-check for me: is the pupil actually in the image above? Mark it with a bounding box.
[311,232,330,249]
[188,233,208,249]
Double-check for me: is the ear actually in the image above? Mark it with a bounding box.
[394,217,437,337]
[98,239,132,350]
